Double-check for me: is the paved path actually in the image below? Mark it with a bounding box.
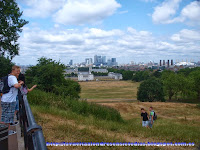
[0,99,24,150]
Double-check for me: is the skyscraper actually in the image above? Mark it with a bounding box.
[111,58,117,66]
[69,60,73,66]
[102,56,106,64]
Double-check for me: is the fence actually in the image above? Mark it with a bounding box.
[18,91,47,150]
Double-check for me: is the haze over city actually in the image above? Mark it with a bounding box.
[13,0,200,65]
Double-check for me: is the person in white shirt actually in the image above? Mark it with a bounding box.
[1,65,24,135]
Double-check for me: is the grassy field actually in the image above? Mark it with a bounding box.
[79,81,140,100]
[29,80,200,150]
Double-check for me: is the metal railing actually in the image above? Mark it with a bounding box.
[18,91,47,150]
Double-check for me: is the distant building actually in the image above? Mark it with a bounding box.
[78,72,94,81]
[92,69,108,73]
[108,72,123,80]
[69,60,73,66]
[175,62,195,66]
[111,58,117,66]
[85,58,93,66]
[94,55,106,66]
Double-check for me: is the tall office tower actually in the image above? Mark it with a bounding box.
[94,55,97,64]
[171,59,173,66]
[111,58,117,66]
[97,56,102,63]
[160,60,162,66]
[69,60,73,66]
[107,58,111,66]
[163,60,165,66]
[167,60,169,67]
[86,58,93,65]
[89,58,93,64]
[102,56,106,64]
[85,58,89,65]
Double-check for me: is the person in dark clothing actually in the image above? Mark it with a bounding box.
[141,108,149,127]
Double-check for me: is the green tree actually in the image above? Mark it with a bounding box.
[161,70,178,100]
[0,0,28,59]
[132,71,150,82]
[0,56,14,77]
[152,70,162,78]
[122,70,134,80]
[26,57,81,98]
[137,77,165,102]
[189,70,200,101]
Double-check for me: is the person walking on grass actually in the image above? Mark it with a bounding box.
[0,65,24,135]
[141,108,149,127]
[148,106,155,128]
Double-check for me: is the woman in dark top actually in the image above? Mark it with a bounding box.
[15,73,37,119]
[141,108,149,127]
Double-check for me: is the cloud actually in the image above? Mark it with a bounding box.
[179,1,200,26]
[19,0,65,18]
[118,10,129,14]
[152,0,182,24]
[171,29,200,42]
[13,26,200,65]
[152,0,200,26]
[53,0,121,25]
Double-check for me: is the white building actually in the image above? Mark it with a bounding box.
[78,72,94,81]
[175,62,195,66]
[91,69,108,73]
[108,72,123,80]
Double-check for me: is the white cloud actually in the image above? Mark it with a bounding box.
[180,1,200,26]
[20,0,65,18]
[53,0,121,25]
[13,27,200,65]
[152,0,200,26]
[152,0,182,24]
[171,29,200,42]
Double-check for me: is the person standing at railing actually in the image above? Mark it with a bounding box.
[15,73,37,119]
[0,65,24,135]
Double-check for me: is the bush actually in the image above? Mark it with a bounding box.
[28,89,124,122]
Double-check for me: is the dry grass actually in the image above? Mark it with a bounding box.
[79,81,140,100]
[31,81,200,150]
[100,102,200,124]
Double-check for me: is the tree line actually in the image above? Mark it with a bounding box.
[137,68,200,102]
[107,67,200,102]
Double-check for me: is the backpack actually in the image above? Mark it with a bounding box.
[153,111,157,120]
[1,75,13,94]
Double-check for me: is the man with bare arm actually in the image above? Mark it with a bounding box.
[1,65,24,135]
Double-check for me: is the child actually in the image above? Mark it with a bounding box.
[141,108,149,127]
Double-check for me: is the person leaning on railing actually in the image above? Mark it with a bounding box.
[15,73,37,120]
[0,65,24,135]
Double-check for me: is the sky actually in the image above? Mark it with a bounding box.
[13,0,200,65]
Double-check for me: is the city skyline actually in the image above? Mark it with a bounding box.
[12,0,200,65]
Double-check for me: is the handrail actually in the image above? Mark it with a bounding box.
[19,92,47,150]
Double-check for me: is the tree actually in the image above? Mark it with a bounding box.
[26,57,81,98]
[137,77,165,102]
[0,0,28,59]
[0,56,14,77]
[161,70,179,101]
[132,71,150,82]
[189,70,200,101]
[122,70,134,80]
